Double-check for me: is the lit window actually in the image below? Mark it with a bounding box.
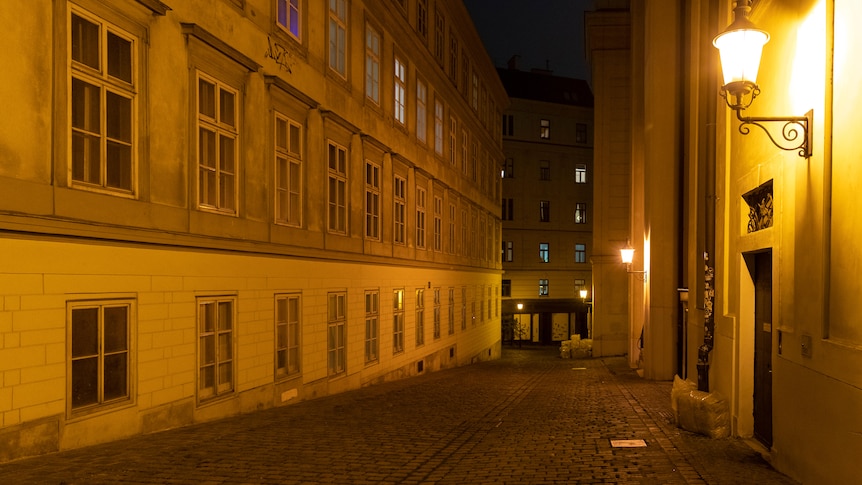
[540,119,550,139]
[575,164,587,184]
[394,56,406,125]
[275,294,301,377]
[69,300,131,412]
[365,290,379,363]
[393,289,405,353]
[198,297,235,400]
[365,24,380,104]
[539,243,549,263]
[575,243,587,263]
[365,161,380,239]
[575,203,588,224]
[70,10,136,193]
[276,0,301,40]
[197,73,238,213]
[327,142,348,234]
[328,0,347,77]
[275,114,302,226]
[503,241,513,262]
[394,175,406,244]
[327,292,346,375]
[539,279,549,296]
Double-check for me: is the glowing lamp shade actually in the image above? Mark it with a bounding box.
[620,247,635,265]
[714,27,769,86]
[579,289,588,300]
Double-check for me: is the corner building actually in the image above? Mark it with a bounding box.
[0,0,506,461]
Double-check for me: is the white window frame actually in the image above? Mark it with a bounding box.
[275,113,302,226]
[365,290,379,363]
[328,0,347,77]
[575,243,587,263]
[196,72,239,214]
[327,141,348,234]
[575,202,588,224]
[575,164,587,183]
[540,119,550,139]
[197,296,236,402]
[275,293,301,378]
[539,242,549,263]
[276,0,301,41]
[394,55,407,125]
[539,279,549,296]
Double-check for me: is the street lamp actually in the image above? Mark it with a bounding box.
[579,289,588,300]
[713,0,812,158]
[620,241,647,282]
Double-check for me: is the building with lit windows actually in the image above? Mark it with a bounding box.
[0,0,506,461]
[587,0,861,482]
[497,63,594,345]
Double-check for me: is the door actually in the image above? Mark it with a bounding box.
[539,313,552,345]
[753,251,773,447]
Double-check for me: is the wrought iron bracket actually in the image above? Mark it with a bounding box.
[736,108,813,158]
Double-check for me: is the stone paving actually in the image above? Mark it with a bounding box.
[0,347,797,484]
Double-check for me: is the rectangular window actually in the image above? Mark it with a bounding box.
[503,240,513,262]
[416,0,427,39]
[501,198,513,221]
[449,34,458,83]
[365,161,380,239]
[540,200,550,222]
[502,114,514,136]
[277,0,301,40]
[393,289,405,353]
[502,279,511,297]
[575,243,587,263]
[448,203,456,254]
[471,71,479,111]
[434,97,444,156]
[70,10,136,193]
[197,73,238,213]
[365,290,379,363]
[461,286,467,330]
[575,203,588,224]
[539,279,549,296]
[275,294,300,378]
[415,289,425,346]
[394,55,407,125]
[470,140,478,182]
[433,196,443,252]
[434,10,445,65]
[416,186,426,249]
[365,24,380,104]
[448,116,457,165]
[69,300,131,412]
[461,56,470,98]
[327,141,347,233]
[275,114,302,225]
[394,175,406,244]
[575,164,587,184]
[460,209,468,258]
[327,292,346,375]
[540,160,550,181]
[448,287,455,335]
[433,288,441,339]
[328,0,347,77]
[540,119,550,139]
[576,122,587,143]
[539,242,549,263]
[198,297,234,401]
[502,158,514,178]
[479,285,485,322]
[416,79,427,143]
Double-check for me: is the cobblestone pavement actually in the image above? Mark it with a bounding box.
[0,347,797,484]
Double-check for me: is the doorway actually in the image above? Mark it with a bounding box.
[753,250,773,447]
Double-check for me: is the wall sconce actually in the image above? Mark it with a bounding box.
[516,303,523,311]
[620,242,647,282]
[712,0,812,158]
[579,289,588,300]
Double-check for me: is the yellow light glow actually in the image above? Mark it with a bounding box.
[620,247,634,264]
[714,28,769,86]
[789,0,825,115]
[579,289,588,300]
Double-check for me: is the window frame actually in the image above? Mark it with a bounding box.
[503,240,513,262]
[539,242,550,263]
[575,164,587,184]
[393,289,405,354]
[415,288,425,346]
[394,54,407,125]
[433,287,441,339]
[433,195,443,252]
[416,77,427,143]
[365,22,381,105]
[275,293,301,378]
[539,279,549,297]
[197,296,236,403]
[276,0,301,41]
[327,291,347,376]
[539,160,550,181]
[327,141,348,234]
[196,71,240,214]
[575,202,588,224]
[447,287,455,335]
[365,160,381,239]
[364,290,379,364]
[394,175,407,244]
[434,97,444,156]
[540,200,550,222]
[575,243,587,263]
[275,112,303,226]
[540,119,550,139]
[328,0,348,78]
[416,186,426,249]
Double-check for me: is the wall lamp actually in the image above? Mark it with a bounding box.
[579,289,588,300]
[712,0,812,158]
[620,242,647,282]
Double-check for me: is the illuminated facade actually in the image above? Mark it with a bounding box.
[0,0,506,461]
[497,65,594,345]
[588,0,861,483]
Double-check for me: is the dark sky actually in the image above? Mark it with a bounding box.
[463,0,595,84]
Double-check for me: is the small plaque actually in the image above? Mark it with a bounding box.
[610,439,647,448]
[763,322,772,332]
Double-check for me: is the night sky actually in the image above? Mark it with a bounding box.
[463,0,595,84]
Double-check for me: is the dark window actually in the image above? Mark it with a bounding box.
[540,200,550,222]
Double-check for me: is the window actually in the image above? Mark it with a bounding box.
[539,243,549,263]
[448,203,456,254]
[275,294,300,377]
[365,161,380,239]
[575,164,587,184]
[470,140,478,182]
[416,78,427,143]
[365,24,380,104]
[393,289,405,353]
[434,10,445,65]
[461,130,469,175]
[461,56,470,98]
[575,279,586,297]
[449,34,458,83]
[448,116,457,165]
[503,240,513,262]
[540,200,550,222]
[327,142,347,233]
[198,297,234,400]
[197,73,238,213]
[275,114,302,225]
[576,122,587,143]
[277,0,301,40]
[461,286,467,330]
[416,0,427,39]
[502,279,511,297]
[70,10,136,193]
[540,119,550,139]
[69,300,131,413]
[394,55,407,125]
[433,196,443,251]
[502,114,514,136]
[501,198,513,221]
[433,288,441,339]
[539,279,549,296]
[394,175,406,244]
[448,288,455,335]
[327,292,346,375]
[575,203,588,224]
[471,71,479,111]
[502,158,514,178]
[328,0,347,77]
[434,97,444,156]
[415,289,425,346]
[365,290,379,363]
[416,186,426,249]
[575,243,586,263]
[460,209,467,257]
[540,160,550,181]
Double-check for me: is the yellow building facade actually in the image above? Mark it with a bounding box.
[589,0,862,483]
[0,0,506,461]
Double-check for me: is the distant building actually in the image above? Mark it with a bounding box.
[497,65,594,345]
[0,0,506,461]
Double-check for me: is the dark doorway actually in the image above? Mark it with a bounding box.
[753,251,773,447]
[539,313,553,345]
